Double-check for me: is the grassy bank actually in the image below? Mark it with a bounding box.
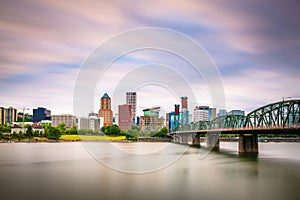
[59,135,126,141]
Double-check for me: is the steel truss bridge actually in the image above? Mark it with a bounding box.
[183,99,300,131]
[171,99,300,154]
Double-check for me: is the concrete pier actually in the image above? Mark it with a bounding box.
[191,134,201,147]
[239,134,258,154]
[206,134,219,150]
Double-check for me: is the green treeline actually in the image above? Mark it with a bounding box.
[0,124,169,142]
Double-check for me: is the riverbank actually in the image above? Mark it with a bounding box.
[0,135,127,143]
[0,136,299,143]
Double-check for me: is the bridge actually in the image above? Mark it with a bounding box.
[170,99,300,154]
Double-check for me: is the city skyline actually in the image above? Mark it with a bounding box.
[0,92,245,119]
[0,0,299,115]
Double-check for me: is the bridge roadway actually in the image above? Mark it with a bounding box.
[170,126,300,154]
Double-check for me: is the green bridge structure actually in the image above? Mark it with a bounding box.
[170,99,300,154]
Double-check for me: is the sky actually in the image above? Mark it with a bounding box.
[0,0,299,116]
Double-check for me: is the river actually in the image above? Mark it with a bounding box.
[0,142,299,200]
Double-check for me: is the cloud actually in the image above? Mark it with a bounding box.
[0,0,299,115]
[222,68,300,112]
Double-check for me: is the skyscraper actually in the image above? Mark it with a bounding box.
[193,106,210,122]
[0,107,5,124]
[181,96,189,126]
[126,92,136,123]
[0,107,17,124]
[192,106,217,122]
[118,104,132,130]
[98,93,113,126]
[181,96,188,110]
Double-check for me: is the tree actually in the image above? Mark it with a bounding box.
[104,126,111,135]
[47,127,61,141]
[11,132,18,141]
[57,123,66,134]
[100,125,121,136]
[110,125,121,135]
[26,126,33,139]
[0,124,11,134]
[121,130,138,141]
[127,129,139,137]
[33,130,40,137]
[18,131,24,142]
[42,124,52,137]
[155,127,168,137]
[17,112,33,122]
[132,126,141,132]
[65,127,77,135]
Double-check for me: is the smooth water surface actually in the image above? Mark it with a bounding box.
[0,142,299,200]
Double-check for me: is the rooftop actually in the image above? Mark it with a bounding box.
[102,93,110,98]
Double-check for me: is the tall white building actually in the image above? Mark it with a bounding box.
[193,109,210,122]
[193,106,216,122]
[78,112,104,130]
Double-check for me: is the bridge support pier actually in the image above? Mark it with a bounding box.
[173,135,179,143]
[182,133,187,144]
[192,134,201,147]
[179,134,182,143]
[206,134,219,150]
[239,134,258,154]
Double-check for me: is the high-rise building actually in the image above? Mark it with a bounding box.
[209,108,217,120]
[126,92,136,123]
[114,114,119,125]
[141,106,164,132]
[52,114,76,128]
[118,104,132,130]
[88,112,98,118]
[193,106,217,122]
[228,110,245,116]
[0,107,5,124]
[181,96,189,126]
[143,106,160,118]
[78,112,103,131]
[193,106,210,122]
[218,109,227,117]
[33,107,51,122]
[166,111,182,132]
[98,93,113,126]
[181,96,188,109]
[0,107,17,124]
[141,116,165,132]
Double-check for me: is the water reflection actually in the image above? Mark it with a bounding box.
[0,142,299,200]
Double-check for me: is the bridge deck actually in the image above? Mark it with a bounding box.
[170,126,300,135]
